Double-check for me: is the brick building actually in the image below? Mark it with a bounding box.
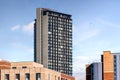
[86,51,120,80]
[0,60,75,80]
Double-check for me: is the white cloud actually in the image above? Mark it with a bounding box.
[73,23,100,47]
[73,56,97,72]
[10,21,34,35]
[80,29,99,41]
[95,18,120,28]
[73,24,100,80]
[23,21,34,32]
[73,18,120,80]
[11,25,20,31]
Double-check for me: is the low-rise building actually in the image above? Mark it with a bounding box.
[0,60,75,80]
[101,51,120,80]
[86,62,102,80]
[86,51,120,80]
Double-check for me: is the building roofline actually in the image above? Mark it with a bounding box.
[37,8,72,17]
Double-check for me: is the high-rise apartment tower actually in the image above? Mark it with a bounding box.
[34,8,72,75]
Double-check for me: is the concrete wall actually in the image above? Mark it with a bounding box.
[113,53,120,80]
[42,15,48,68]
[92,63,102,80]
[86,63,102,80]
[35,8,42,63]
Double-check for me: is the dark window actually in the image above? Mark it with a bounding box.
[25,73,30,80]
[12,67,16,69]
[16,74,20,80]
[5,74,9,80]
[22,66,27,69]
[36,73,41,80]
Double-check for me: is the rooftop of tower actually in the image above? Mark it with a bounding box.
[37,8,72,17]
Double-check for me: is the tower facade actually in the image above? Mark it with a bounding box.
[113,53,120,80]
[34,8,72,75]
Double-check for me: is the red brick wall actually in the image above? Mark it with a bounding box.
[104,73,114,80]
[61,73,75,80]
[0,61,11,69]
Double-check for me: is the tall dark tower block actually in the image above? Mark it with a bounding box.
[34,8,72,75]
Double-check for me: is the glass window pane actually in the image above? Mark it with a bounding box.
[5,74,9,80]
[16,74,20,80]
[36,73,41,80]
[25,73,30,80]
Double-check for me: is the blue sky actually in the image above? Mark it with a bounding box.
[1,0,120,80]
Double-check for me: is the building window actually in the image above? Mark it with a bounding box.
[22,66,27,69]
[15,74,20,80]
[12,67,16,69]
[36,73,41,80]
[5,74,9,80]
[25,73,30,80]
